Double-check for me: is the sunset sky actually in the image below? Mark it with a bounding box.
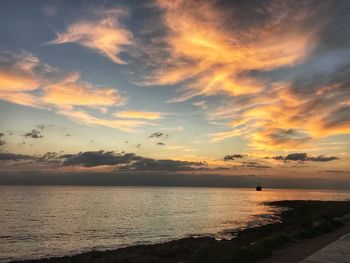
[1,0,350,187]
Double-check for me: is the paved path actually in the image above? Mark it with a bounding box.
[259,225,350,263]
[300,232,350,263]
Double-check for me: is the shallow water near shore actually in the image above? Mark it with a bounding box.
[1,186,350,262]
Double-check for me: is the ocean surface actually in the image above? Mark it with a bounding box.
[1,186,350,262]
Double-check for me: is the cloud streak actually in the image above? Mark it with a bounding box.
[136,0,350,151]
[223,154,244,161]
[113,110,164,120]
[0,149,207,172]
[0,50,159,132]
[50,9,132,64]
[0,152,33,161]
[272,153,339,162]
[149,132,168,138]
[51,150,206,171]
[145,0,318,102]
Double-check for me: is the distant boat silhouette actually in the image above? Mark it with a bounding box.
[256,184,262,191]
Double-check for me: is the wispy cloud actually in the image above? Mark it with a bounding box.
[0,50,156,132]
[0,50,45,107]
[271,153,339,162]
[138,0,350,152]
[0,152,33,161]
[193,100,207,110]
[113,110,164,120]
[145,0,318,101]
[57,108,153,133]
[43,73,125,107]
[0,58,39,91]
[210,78,350,150]
[49,9,132,64]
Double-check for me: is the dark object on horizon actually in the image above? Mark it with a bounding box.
[256,184,262,191]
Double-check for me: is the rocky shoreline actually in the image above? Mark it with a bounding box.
[10,200,350,263]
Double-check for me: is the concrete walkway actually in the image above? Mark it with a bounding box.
[301,232,350,263]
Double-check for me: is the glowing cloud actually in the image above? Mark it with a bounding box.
[43,73,125,107]
[0,50,155,132]
[0,51,40,91]
[148,1,349,151]
[148,0,317,101]
[210,80,350,151]
[50,9,132,64]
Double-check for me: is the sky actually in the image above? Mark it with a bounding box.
[0,0,350,188]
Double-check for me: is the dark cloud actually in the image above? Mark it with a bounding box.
[309,156,339,162]
[0,149,206,172]
[157,142,165,146]
[36,152,61,164]
[149,132,168,138]
[0,141,6,153]
[64,133,70,137]
[24,130,43,139]
[61,151,141,167]
[0,151,64,165]
[121,158,206,172]
[0,133,5,148]
[214,167,231,170]
[322,170,350,174]
[136,144,141,148]
[233,161,271,169]
[223,154,244,161]
[59,150,205,171]
[323,106,350,129]
[55,150,205,171]
[266,129,311,145]
[0,152,33,161]
[273,153,339,162]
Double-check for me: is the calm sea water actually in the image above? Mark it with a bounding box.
[0,186,350,262]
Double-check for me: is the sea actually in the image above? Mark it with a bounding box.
[1,186,350,262]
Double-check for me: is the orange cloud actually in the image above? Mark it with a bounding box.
[50,9,132,64]
[148,1,348,151]
[0,51,40,92]
[0,71,39,92]
[0,91,40,108]
[148,0,316,101]
[0,50,157,132]
[43,74,125,107]
[210,82,350,151]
